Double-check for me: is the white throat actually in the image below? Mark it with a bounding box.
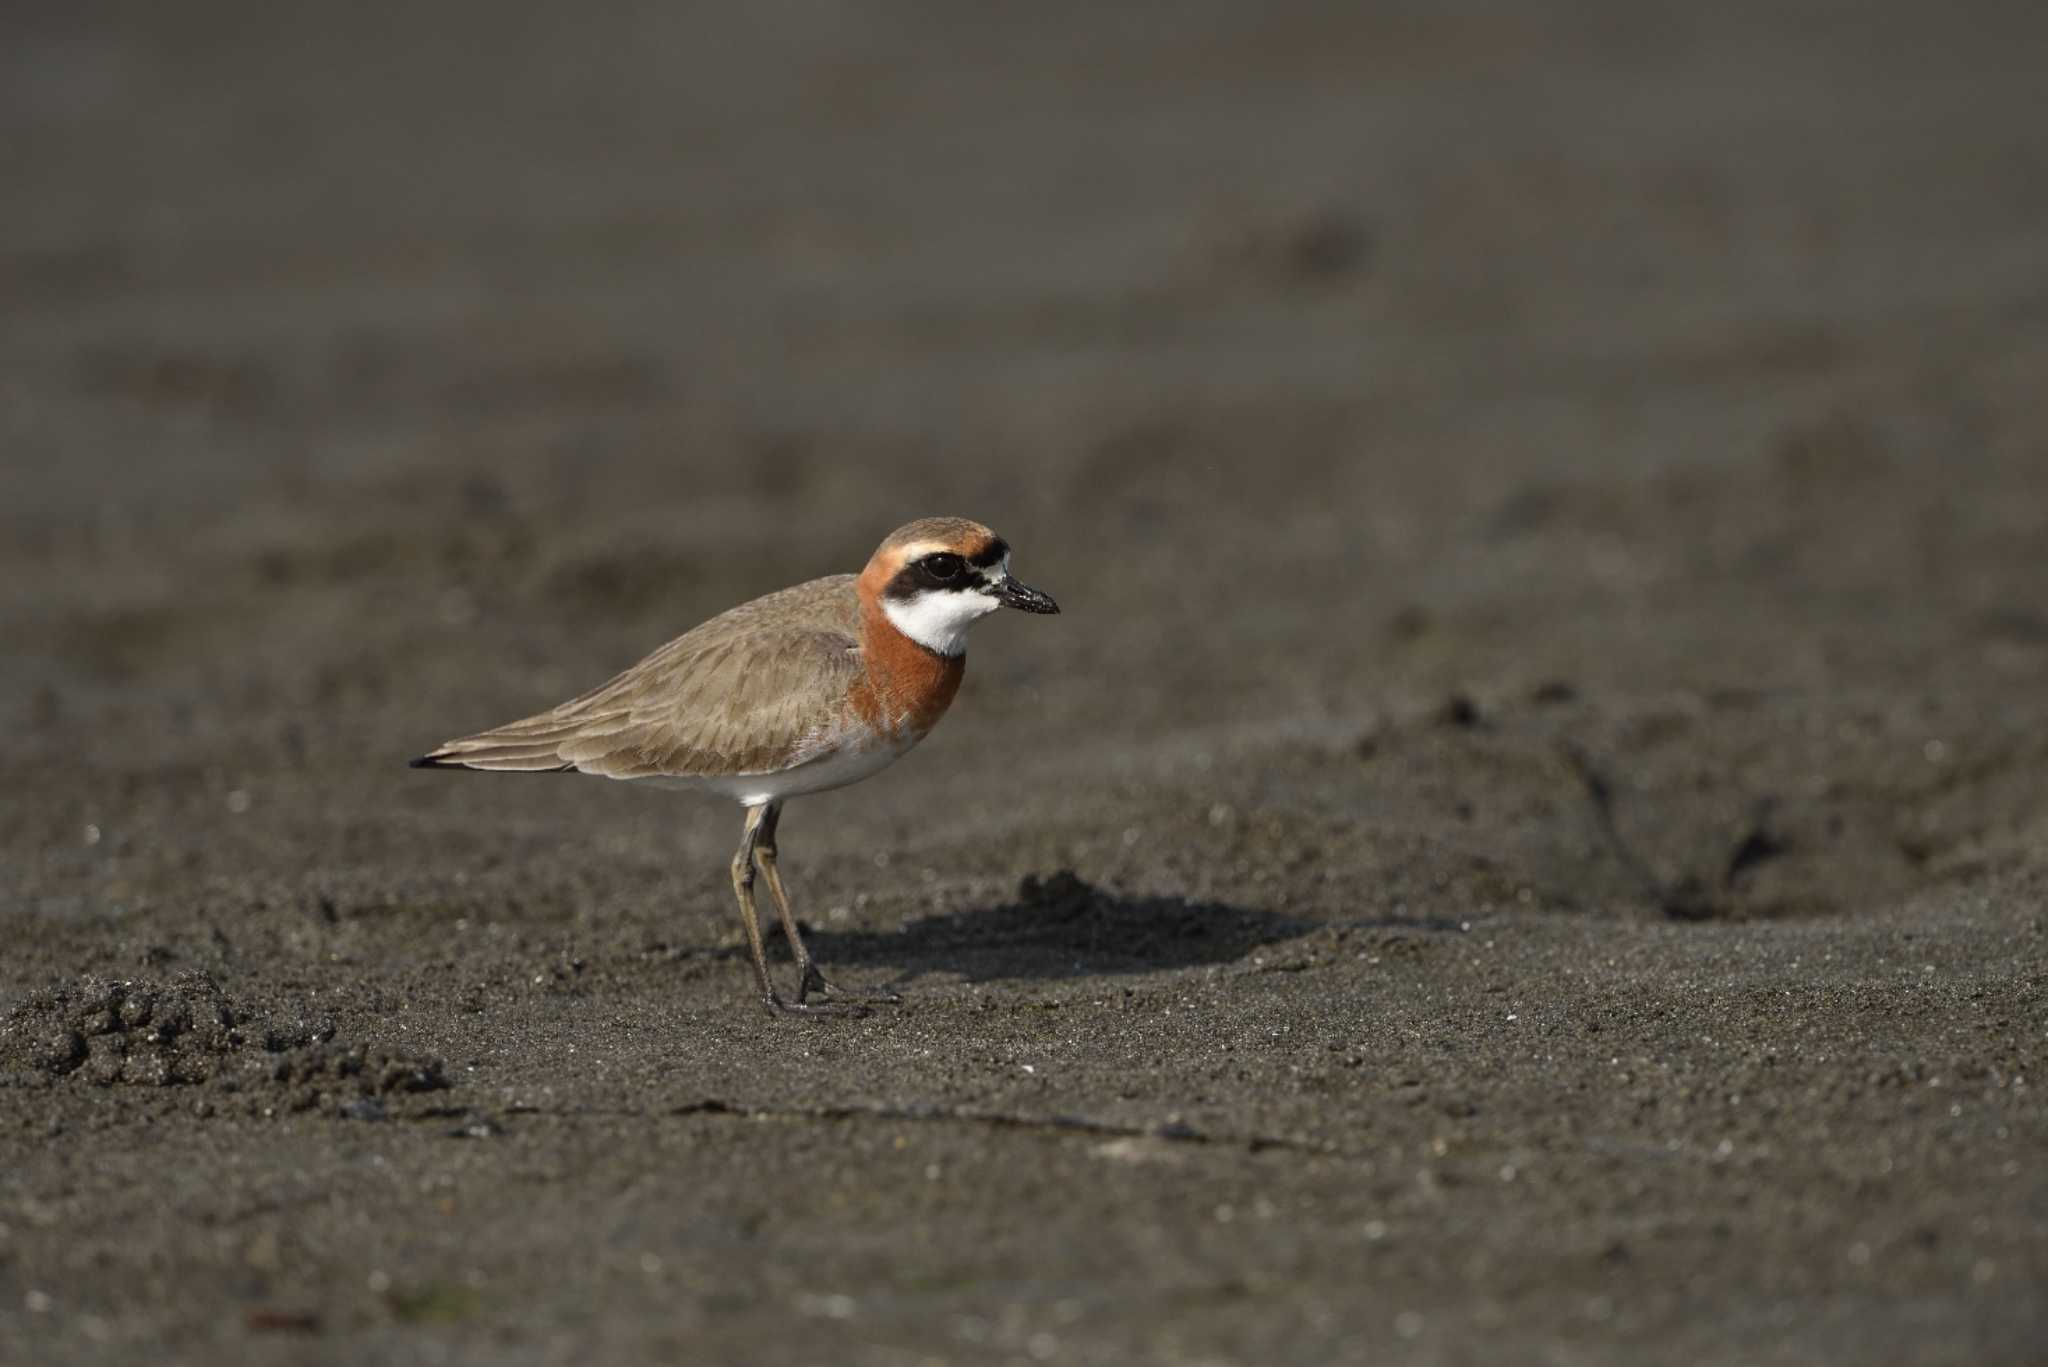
[882,588,998,656]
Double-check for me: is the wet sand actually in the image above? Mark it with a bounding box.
[4,2,2046,1362]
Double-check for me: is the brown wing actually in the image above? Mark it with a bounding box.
[414,575,865,779]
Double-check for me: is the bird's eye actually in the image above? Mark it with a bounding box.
[922,553,964,582]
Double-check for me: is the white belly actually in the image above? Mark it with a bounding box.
[646,736,919,807]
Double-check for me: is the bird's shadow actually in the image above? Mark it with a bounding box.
[783,869,1319,985]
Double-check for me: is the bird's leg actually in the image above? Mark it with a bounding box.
[754,803,820,994]
[731,803,863,1018]
[729,805,778,1008]
[756,803,900,1007]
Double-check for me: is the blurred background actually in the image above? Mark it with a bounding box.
[9,0,2046,923]
[4,2,2046,1362]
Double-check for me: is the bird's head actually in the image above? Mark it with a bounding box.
[859,517,1059,656]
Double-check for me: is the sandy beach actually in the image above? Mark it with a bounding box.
[4,3,2045,1362]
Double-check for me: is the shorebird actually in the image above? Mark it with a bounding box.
[411,517,1059,1016]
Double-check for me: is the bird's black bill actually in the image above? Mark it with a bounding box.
[988,577,1060,614]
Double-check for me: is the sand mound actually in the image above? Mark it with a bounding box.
[0,973,447,1108]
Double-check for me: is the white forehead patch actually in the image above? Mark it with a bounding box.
[883,585,999,656]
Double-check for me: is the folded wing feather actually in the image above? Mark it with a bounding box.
[418,576,866,780]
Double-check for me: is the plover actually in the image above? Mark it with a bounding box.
[411,517,1059,1015]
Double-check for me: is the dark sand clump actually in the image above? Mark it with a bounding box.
[2,972,448,1111]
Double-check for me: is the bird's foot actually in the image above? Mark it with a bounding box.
[797,964,902,1007]
[762,991,869,1019]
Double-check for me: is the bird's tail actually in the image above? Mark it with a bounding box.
[408,743,575,772]
[407,713,606,772]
